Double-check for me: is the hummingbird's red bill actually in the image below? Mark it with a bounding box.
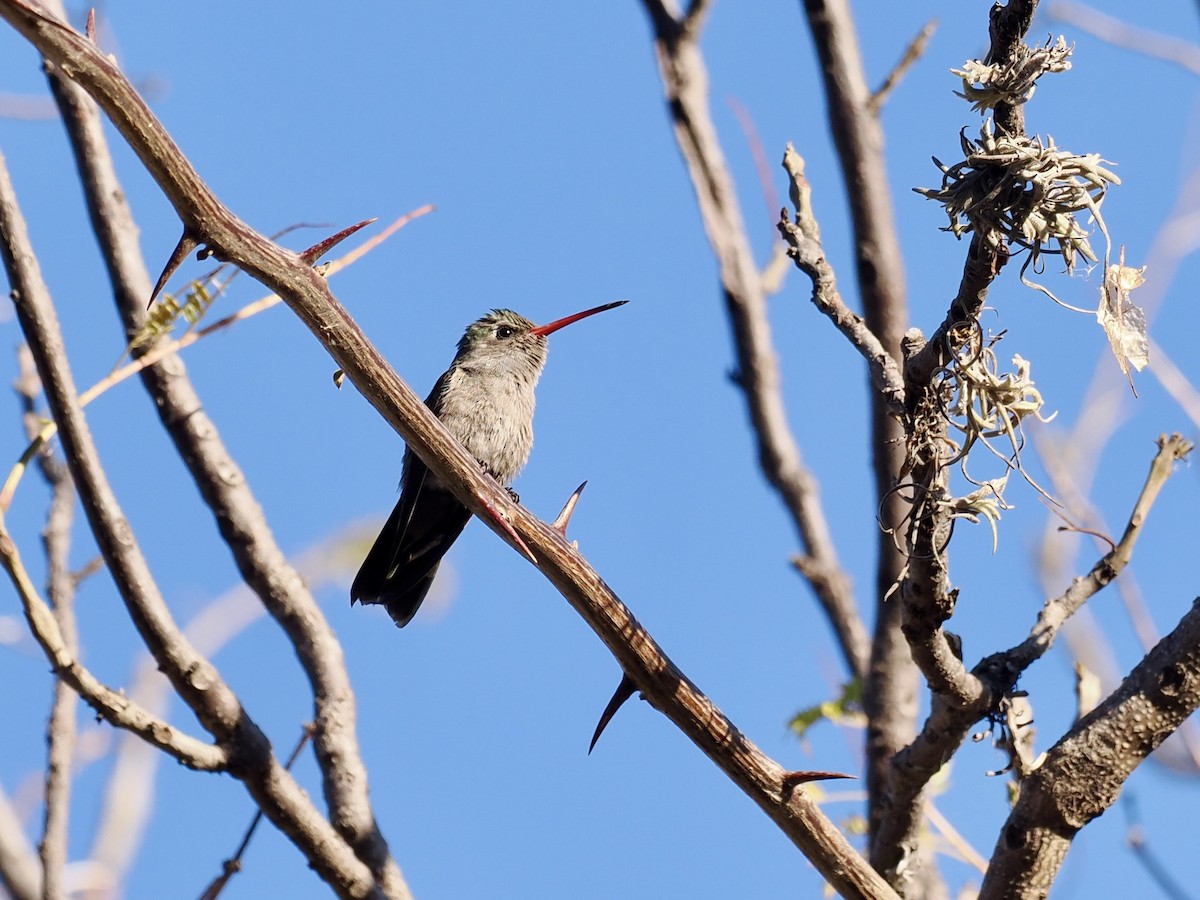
[528,300,628,337]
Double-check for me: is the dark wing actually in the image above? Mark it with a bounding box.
[350,370,470,627]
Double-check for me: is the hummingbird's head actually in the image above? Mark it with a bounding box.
[453,309,548,377]
[452,301,627,378]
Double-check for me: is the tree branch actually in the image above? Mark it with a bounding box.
[40,22,408,894]
[1001,435,1194,673]
[0,149,381,898]
[797,0,919,857]
[980,596,1200,898]
[15,346,79,900]
[873,2,1042,884]
[777,145,905,414]
[0,3,895,896]
[875,435,1192,888]
[638,0,868,682]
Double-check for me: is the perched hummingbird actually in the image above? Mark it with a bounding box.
[351,300,627,627]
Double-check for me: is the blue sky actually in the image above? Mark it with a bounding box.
[1,2,1198,897]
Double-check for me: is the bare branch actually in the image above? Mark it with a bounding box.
[777,144,905,413]
[89,527,371,887]
[980,596,1200,898]
[0,501,227,770]
[1002,434,1193,673]
[42,39,409,892]
[868,20,938,115]
[199,724,317,900]
[798,0,918,854]
[0,4,895,896]
[0,149,380,898]
[874,4,1044,882]
[877,435,1192,888]
[639,0,869,683]
[15,347,78,900]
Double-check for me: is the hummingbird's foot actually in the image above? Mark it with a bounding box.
[505,487,520,504]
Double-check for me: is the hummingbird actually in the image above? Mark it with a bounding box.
[351,300,627,627]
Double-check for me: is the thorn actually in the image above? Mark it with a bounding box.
[478,492,536,565]
[588,673,637,755]
[148,228,199,308]
[85,9,97,43]
[551,481,587,534]
[298,218,378,266]
[780,769,856,798]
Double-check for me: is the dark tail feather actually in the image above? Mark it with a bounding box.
[351,489,469,627]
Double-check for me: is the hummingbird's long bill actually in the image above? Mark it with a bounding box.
[528,299,628,337]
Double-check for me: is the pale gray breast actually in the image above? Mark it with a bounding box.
[438,366,538,485]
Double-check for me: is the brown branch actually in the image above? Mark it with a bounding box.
[0,207,429,514]
[979,596,1200,898]
[0,4,901,898]
[41,34,409,894]
[0,150,380,898]
[798,0,919,858]
[875,435,1191,887]
[638,0,869,685]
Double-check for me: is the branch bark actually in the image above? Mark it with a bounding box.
[980,596,1200,898]
[0,151,382,898]
[15,347,79,900]
[39,15,406,892]
[798,0,918,854]
[638,0,868,682]
[0,3,896,896]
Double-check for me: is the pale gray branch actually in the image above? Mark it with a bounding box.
[639,0,869,683]
[39,13,406,892]
[0,147,380,897]
[15,346,78,900]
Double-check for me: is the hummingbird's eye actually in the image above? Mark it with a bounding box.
[496,325,516,339]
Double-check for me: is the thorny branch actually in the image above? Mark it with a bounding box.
[0,153,384,897]
[41,36,409,893]
[0,3,897,897]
